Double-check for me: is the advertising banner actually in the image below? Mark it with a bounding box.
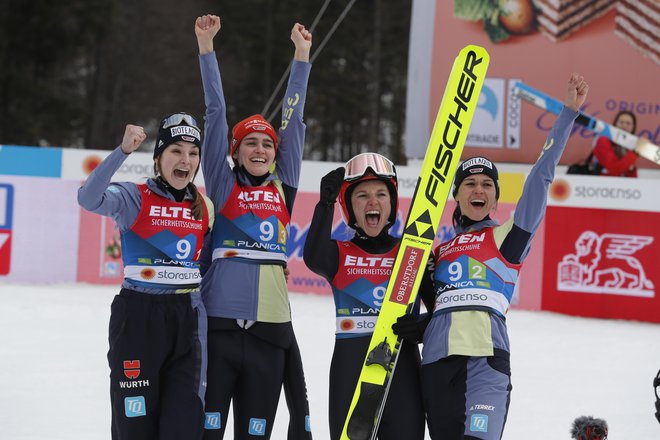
[61,148,207,186]
[426,1,660,169]
[0,145,62,177]
[0,184,14,275]
[543,205,659,322]
[547,173,660,212]
[0,176,80,283]
[540,172,660,321]
[76,208,124,284]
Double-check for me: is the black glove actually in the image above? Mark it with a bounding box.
[391,313,423,344]
[319,167,345,205]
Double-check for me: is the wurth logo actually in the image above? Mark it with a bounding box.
[557,231,655,297]
[123,360,140,379]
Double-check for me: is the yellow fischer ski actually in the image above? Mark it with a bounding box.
[340,45,490,440]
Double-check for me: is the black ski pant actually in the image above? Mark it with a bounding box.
[328,336,426,440]
[422,350,512,440]
[108,289,207,440]
[203,321,286,439]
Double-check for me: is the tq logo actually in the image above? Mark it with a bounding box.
[557,231,655,297]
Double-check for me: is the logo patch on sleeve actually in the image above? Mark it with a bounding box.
[248,418,267,436]
[124,396,146,417]
[470,414,488,432]
[205,412,221,429]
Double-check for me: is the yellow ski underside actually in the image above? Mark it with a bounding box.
[341,45,490,439]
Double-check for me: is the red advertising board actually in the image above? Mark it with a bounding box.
[76,208,124,284]
[0,184,13,275]
[543,206,659,322]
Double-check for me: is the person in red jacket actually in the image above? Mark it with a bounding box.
[592,110,638,177]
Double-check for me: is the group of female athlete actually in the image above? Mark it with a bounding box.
[79,11,594,440]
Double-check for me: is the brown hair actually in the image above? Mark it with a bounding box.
[186,182,206,221]
[452,204,463,229]
[613,110,636,134]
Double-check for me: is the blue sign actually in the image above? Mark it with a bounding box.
[0,145,62,177]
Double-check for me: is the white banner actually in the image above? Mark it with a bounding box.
[547,174,660,212]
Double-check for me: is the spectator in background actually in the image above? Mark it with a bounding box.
[592,110,638,177]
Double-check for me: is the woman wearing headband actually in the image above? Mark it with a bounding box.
[194,14,312,439]
[304,153,433,439]
[78,113,214,439]
[394,73,590,440]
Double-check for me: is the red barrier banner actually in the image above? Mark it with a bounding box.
[76,208,124,284]
[542,206,659,322]
[0,184,13,275]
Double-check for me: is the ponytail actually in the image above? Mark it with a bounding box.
[187,183,206,221]
[452,205,463,230]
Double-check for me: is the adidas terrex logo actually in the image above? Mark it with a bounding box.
[425,50,483,207]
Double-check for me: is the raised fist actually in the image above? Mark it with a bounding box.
[319,167,345,205]
[120,124,146,154]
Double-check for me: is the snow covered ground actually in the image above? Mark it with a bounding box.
[1,283,658,439]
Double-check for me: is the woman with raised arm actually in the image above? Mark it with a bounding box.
[78,114,213,439]
[394,73,589,440]
[194,14,313,440]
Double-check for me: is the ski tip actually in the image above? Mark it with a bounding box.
[458,44,490,63]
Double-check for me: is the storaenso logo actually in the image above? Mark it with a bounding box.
[118,163,153,176]
[425,50,483,207]
[575,185,642,200]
